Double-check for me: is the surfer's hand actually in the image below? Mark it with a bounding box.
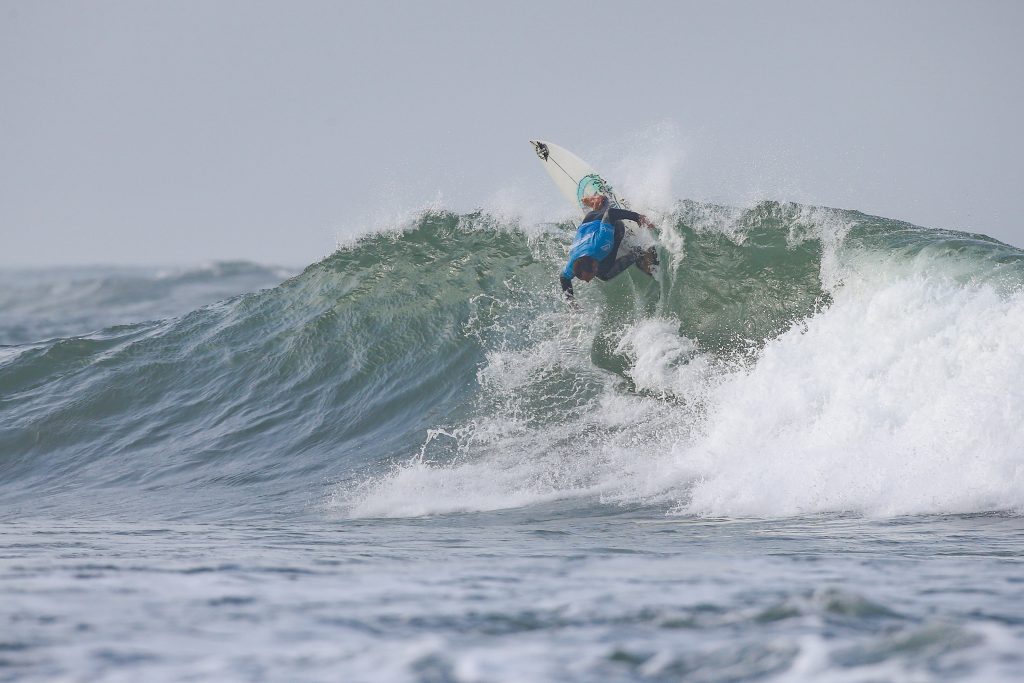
[638,214,656,230]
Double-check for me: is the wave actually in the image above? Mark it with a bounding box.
[2,202,1022,520]
[0,261,292,345]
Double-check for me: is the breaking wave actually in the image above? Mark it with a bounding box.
[2,202,1022,520]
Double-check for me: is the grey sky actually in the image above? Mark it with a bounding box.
[2,0,1022,266]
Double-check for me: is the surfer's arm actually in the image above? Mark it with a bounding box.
[608,208,655,230]
[559,275,582,310]
[560,256,577,299]
[560,275,575,299]
[607,208,640,223]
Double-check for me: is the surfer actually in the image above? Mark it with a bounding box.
[559,193,657,301]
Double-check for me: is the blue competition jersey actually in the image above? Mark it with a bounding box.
[558,206,643,298]
[560,219,617,280]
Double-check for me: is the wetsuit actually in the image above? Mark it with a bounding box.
[559,206,645,298]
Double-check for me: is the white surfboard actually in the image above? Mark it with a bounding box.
[530,139,658,276]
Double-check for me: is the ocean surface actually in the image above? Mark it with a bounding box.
[2,201,1023,682]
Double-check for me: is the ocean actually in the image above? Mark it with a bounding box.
[2,201,1022,682]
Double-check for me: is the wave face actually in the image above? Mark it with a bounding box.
[2,203,1023,520]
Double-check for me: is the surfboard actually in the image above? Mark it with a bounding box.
[530,139,659,277]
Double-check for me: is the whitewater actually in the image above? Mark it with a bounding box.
[2,200,1023,682]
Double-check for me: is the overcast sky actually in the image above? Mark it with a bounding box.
[2,0,1022,266]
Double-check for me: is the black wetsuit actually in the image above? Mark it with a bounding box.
[559,207,645,298]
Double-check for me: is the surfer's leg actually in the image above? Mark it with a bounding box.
[596,224,659,280]
[597,250,640,280]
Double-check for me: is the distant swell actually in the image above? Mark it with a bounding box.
[2,202,1023,521]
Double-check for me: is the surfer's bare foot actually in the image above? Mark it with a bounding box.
[637,248,659,276]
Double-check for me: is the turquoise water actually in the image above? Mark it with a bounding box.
[2,201,1023,681]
